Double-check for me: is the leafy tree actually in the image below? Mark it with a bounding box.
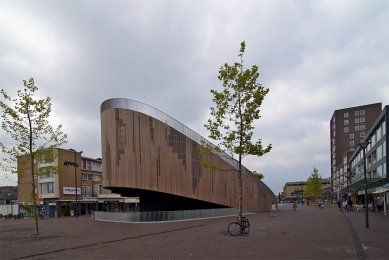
[0,78,67,234]
[205,41,272,217]
[305,167,323,199]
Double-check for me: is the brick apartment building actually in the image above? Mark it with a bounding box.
[347,106,388,213]
[330,103,382,198]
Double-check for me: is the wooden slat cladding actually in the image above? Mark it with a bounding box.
[101,108,275,212]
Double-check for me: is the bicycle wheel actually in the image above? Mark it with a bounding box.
[228,221,241,236]
[242,220,250,234]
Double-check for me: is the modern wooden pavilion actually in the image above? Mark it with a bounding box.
[101,98,276,212]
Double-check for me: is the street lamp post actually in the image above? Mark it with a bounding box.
[68,149,83,218]
[7,193,13,217]
[359,141,370,229]
[300,184,303,205]
[346,166,350,203]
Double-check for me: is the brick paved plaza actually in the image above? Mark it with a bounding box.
[1,203,388,259]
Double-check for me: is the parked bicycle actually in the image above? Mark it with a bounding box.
[227,215,250,236]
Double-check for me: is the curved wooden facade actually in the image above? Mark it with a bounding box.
[100,98,276,212]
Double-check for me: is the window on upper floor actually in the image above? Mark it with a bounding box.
[377,143,383,161]
[360,117,365,123]
[376,125,382,140]
[92,161,102,171]
[40,182,54,194]
[344,127,349,132]
[39,167,54,179]
[369,151,377,165]
[369,169,378,179]
[82,173,93,181]
[355,111,359,116]
[39,151,51,163]
[344,120,349,125]
[349,134,354,139]
[360,110,365,115]
[344,112,349,117]
[355,118,359,124]
[84,185,92,197]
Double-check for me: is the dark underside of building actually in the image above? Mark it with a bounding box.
[108,187,230,211]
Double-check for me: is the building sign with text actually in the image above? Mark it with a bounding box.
[63,187,81,195]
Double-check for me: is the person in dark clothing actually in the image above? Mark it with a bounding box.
[347,200,353,212]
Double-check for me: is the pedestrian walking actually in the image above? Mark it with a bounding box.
[271,202,277,217]
[293,202,297,211]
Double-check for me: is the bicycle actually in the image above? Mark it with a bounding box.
[227,215,250,236]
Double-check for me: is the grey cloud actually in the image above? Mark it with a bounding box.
[1,0,388,193]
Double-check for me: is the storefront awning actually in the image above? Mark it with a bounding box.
[348,179,387,193]
[372,187,389,194]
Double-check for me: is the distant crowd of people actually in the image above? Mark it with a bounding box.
[337,198,385,212]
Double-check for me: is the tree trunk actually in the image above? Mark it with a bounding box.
[30,154,39,235]
[239,154,243,217]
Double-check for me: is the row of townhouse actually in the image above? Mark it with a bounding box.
[17,148,136,218]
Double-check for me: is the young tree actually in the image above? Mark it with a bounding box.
[205,41,272,217]
[305,167,323,200]
[0,78,67,234]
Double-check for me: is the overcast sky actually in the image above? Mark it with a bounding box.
[1,0,388,194]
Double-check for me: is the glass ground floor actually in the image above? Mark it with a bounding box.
[340,182,389,215]
[17,198,140,218]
